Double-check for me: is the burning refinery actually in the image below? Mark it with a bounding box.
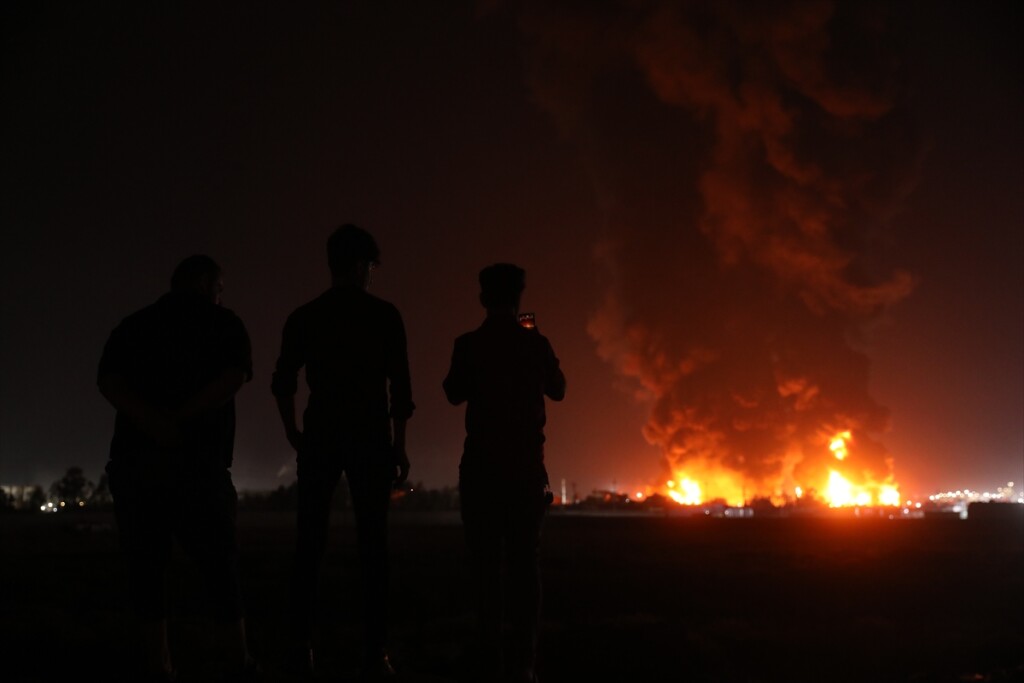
[661,429,901,509]
[519,0,937,516]
[561,477,1021,522]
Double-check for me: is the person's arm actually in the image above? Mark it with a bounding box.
[176,368,248,419]
[392,417,410,485]
[543,338,566,402]
[274,394,302,452]
[442,337,470,405]
[177,311,251,421]
[387,308,414,485]
[271,311,305,452]
[97,319,180,445]
[98,372,179,445]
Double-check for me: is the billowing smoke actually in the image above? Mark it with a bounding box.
[513,0,919,503]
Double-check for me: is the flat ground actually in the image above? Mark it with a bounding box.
[1,509,1021,682]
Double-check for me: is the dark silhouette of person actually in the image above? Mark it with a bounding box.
[98,255,259,683]
[272,224,414,680]
[443,263,566,683]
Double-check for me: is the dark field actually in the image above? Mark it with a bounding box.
[2,510,1022,683]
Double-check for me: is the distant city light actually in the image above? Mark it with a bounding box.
[928,482,1019,505]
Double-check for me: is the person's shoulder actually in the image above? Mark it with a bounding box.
[446,327,480,355]
[454,329,476,345]
[285,289,333,319]
[114,297,167,331]
[211,303,247,329]
[118,303,154,326]
[360,291,406,323]
[362,290,398,310]
[501,320,545,341]
[527,329,556,352]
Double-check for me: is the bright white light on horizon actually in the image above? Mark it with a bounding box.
[927,481,1022,506]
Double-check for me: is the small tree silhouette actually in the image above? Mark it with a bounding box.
[27,486,47,511]
[49,466,94,509]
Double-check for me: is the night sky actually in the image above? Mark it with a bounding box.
[2,1,1021,500]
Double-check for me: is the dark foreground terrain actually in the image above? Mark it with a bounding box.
[2,509,1021,682]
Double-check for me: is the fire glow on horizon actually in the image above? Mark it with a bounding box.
[662,431,901,508]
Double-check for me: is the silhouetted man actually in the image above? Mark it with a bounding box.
[443,263,566,683]
[272,224,414,680]
[98,255,258,683]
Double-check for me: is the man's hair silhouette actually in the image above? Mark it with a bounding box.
[479,263,525,309]
[327,223,380,275]
[171,254,221,291]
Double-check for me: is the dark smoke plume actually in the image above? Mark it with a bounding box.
[514,0,919,502]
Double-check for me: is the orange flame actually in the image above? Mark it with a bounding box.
[666,478,702,505]
[662,430,900,508]
[829,431,851,460]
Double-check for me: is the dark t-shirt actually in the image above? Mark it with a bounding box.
[98,292,252,470]
[443,316,565,485]
[271,285,415,449]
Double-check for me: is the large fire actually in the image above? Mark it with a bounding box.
[663,431,901,508]
[516,0,918,514]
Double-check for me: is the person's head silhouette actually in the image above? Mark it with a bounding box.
[328,224,380,290]
[479,263,525,314]
[171,254,223,304]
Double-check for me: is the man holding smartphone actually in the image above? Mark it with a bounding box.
[443,263,566,683]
